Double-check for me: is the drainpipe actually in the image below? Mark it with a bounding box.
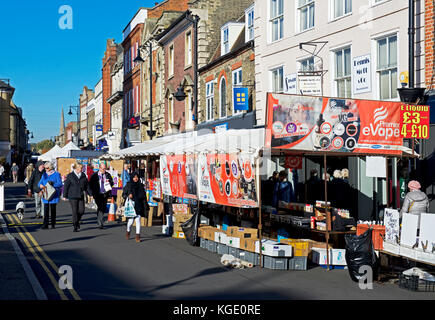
[409,0,415,88]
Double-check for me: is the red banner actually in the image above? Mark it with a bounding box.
[265,93,412,155]
[159,155,197,199]
[284,156,302,169]
[198,153,258,208]
[400,104,430,139]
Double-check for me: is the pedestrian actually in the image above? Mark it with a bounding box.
[63,163,91,232]
[11,163,19,183]
[122,172,149,243]
[0,163,4,182]
[341,168,349,184]
[38,162,63,229]
[89,163,114,229]
[24,163,34,188]
[139,163,146,181]
[122,163,130,187]
[400,180,430,224]
[268,171,279,182]
[272,170,295,208]
[27,161,45,219]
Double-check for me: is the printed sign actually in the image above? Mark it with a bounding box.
[198,153,258,208]
[147,178,160,207]
[384,208,400,243]
[233,87,249,111]
[96,124,103,132]
[265,93,405,155]
[160,155,197,200]
[400,104,430,139]
[352,54,372,95]
[298,75,322,96]
[285,73,297,94]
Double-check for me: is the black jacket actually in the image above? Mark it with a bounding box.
[63,172,90,200]
[122,181,150,217]
[89,171,114,198]
[28,169,45,193]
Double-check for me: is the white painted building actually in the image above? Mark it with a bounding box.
[94,78,103,146]
[254,0,426,220]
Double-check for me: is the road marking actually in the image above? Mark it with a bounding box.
[8,221,73,226]
[8,214,69,300]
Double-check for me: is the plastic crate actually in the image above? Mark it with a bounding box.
[288,256,308,270]
[229,247,241,259]
[217,243,229,255]
[262,256,288,270]
[239,250,260,266]
[207,240,218,253]
[357,224,385,250]
[200,238,208,249]
[399,274,435,292]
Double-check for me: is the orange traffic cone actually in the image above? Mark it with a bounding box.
[108,198,116,222]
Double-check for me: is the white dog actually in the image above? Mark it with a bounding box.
[16,202,25,220]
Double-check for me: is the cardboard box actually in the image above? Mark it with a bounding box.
[280,239,310,257]
[311,248,347,266]
[227,236,241,249]
[172,204,188,214]
[239,238,257,253]
[201,227,218,241]
[172,213,192,223]
[255,240,292,257]
[172,231,185,239]
[214,232,229,245]
[226,227,258,239]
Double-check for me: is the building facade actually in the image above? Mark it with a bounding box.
[108,48,124,153]
[79,86,94,146]
[102,39,119,135]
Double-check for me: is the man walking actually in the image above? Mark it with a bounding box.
[11,163,19,183]
[89,163,113,229]
[27,161,45,219]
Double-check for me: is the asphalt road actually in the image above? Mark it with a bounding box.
[3,182,435,300]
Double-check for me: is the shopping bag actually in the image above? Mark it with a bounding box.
[43,183,57,202]
[123,199,136,218]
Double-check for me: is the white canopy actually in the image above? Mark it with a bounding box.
[59,141,80,157]
[38,145,63,162]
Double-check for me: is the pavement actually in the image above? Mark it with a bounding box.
[1,182,435,300]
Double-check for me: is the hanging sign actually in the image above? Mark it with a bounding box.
[298,75,322,96]
[399,104,430,139]
[233,87,249,111]
[265,93,404,155]
[198,153,258,208]
[352,54,372,95]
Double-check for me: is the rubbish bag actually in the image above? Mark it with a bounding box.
[181,205,201,246]
[345,229,379,282]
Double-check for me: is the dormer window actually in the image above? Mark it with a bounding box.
[223,28,229,55]
[221,22,245,57]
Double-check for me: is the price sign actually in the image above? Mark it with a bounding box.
[400,104,430,139]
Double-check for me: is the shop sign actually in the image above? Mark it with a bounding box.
[284,156,302,169]
[128,116,140,128]
[284,73,297,94]
[298,75,322,96]
[96,124,103,132]
[214,123,228,134]
[352,54,371,95]
[400,104,430,139]
[198,153,258,208]
[266,93,407,155]
[233,87,249,111]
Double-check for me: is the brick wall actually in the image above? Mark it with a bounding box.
[426,0,435,88]
[102,39,118,133]
[148,0,189,18]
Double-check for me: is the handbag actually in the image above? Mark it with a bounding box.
[123,198,137,218]
[43,183,57,202]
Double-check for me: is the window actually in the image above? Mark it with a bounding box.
[270,0,283,42]
[246,7,255,41]
[223,28,230,55]
[168,45,174,77]
[299,57,314,71]
[220,77,227,118]
[377,35,397,100]
[232,68,243,114]
[168,96,174,123]
[185,91,193,130]
[334,47,351,98]
[298,0,315,32]
[185,31,192,66]
[333,0,351,19]
[206,81,214,121]
[271,67,284,93]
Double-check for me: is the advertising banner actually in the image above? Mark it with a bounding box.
[265,93,408,155]
[399,104,430,139]
[147,178,160,207]
[159,155,197,200]
[198,153,258,208]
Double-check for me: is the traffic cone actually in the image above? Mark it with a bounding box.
[108,198,116,222]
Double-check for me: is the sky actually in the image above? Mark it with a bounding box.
[0,0,157,144]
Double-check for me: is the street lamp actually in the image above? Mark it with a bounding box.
[68,105,81,146]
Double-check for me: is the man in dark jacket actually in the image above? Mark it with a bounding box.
[27,161,45,219]
[89,163,114,229]
[63,163,91,232]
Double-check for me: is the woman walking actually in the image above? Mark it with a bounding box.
[63,163,90,232]
[122,172,149,243]
[25,163,34,188]
[38,162,63,229]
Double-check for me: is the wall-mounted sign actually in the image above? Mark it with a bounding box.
[214,123,228,134]
[285,73,297,94]
[128,116,140,128]
[352,54,371,95]
[298,75,322,96]
[233,87,249,111]
[96,124,103,132]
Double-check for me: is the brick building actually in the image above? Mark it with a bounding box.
[102,39,118,134]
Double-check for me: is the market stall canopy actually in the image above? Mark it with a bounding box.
[37,145,63,162]
[59,141,80,158]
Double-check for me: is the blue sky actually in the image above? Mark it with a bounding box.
[0,0,157,143]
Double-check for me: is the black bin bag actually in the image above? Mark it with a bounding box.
[181,205,201,246]
[345,229,379,282]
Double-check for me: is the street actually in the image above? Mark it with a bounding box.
[1,182,434,300]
